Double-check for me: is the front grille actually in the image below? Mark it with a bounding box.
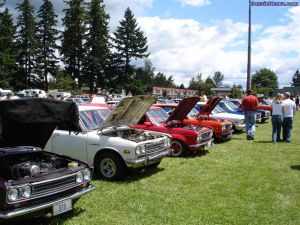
[145,141,165,155]
[201,132,211,140]
[31,174,78,199]
[225,124,232,129]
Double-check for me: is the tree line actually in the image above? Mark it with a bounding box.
[1,0,300,96]
[0,0,176,94]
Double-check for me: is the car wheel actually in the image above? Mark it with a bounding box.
[95,152,127,181]
[170,140,187,157]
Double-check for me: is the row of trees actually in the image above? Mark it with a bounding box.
[0,0,176,94]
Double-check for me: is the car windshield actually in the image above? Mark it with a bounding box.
[147,108,169,125]
[187,107,199,118]
[221,101,237,111]
[80,108,111,131]
[231,100,241,107]
[212,105,226,114]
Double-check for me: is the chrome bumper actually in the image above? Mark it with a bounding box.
[235,124,245,131]
[0,185,95,220]
[189,138,214,150]
[125,149,171,168]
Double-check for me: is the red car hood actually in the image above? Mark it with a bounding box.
[166,97,200,123]
[199,97,222,115]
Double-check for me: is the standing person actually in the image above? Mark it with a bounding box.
[271,93,284,143]
[282,92,296,142]
[240,90,259,140]
[200,91,207,102]
[295,94,299,111]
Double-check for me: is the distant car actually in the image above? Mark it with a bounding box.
[229,99,270,122]
[156,99,176,104]
[155,97,233,141]
[218,100,262,123]
[134,99,214,157]
[45,96,171,181]
[0,98,94,222]
[195,102,246,131]
[65,97,86,105]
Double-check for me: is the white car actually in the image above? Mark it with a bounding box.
[196,102,245,131]
[45,96,171,181]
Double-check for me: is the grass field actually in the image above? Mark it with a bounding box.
[16,113,300,225]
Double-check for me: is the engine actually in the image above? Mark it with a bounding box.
[115,129,163,142]
[9,161,55,179]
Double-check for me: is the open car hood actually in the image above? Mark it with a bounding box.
[166,97,200,123]
[199,97,222,115]
[0,98,80,149]
[100,96,156,130]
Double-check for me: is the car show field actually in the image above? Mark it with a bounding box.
[14,112,300,225]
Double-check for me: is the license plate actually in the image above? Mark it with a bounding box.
[53,199,72,216]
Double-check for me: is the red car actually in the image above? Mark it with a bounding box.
[134,99,214,157]
[155,97,233,140]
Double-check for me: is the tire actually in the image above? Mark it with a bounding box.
[94,152,127,181]
[147,161,161,169]
[170,139,187,157]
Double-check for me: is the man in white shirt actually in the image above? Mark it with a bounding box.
[282,92,296,142]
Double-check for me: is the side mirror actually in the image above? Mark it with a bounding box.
[144,122,152,126]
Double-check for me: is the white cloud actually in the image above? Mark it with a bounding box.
[137,6,300,88]
[180,0,211,7]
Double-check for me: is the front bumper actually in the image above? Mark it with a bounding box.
[189,138,214,151]
[218,130,233,140]
[0,185,95,220]
[125,149,171,168]
[234,124,245,131]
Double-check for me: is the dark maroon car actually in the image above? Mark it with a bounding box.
[0,98,94,222]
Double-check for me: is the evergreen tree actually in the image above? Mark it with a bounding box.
[291,70,300,87]
[84,0,110,94]
[112,7,149,90]
[36,0,59,91]
[212,71,224,87]
[204,76,216,95]
[15,0,37,89]
[61,0,86,89]
[0,6,16,88]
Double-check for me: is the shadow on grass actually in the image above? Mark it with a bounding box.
[121,167,165,183]
[7,207,86,225]
[290,165,300,171]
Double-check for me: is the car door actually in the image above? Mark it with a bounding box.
[50,128,88,162]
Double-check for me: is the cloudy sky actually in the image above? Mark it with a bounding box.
[5,0,300,88]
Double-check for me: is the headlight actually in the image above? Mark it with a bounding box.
[7,187,19,202]
[197,133,202,141]
[221,125,226,131]
[21,185,32,198]
[76,171,84,183]
[135,146,142,155]
[140,145,146,154]
[164,138,171,148]
[83,169,92,181]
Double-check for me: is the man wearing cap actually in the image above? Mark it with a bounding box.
[282,92,296,142]
[241,90,259,140]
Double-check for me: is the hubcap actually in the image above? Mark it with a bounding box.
[171,142,182,156]
[100,157,116,178]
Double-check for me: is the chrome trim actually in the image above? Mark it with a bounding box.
[0,185,94,220]
[125,149,170,168]
[189,138,214,149]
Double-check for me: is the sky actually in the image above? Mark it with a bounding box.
[5,0,300,89]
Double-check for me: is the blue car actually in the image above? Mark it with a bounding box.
[218,100,262,122]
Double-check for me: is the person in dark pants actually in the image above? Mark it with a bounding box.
[241,90,259,140]
[271,93,284,142]
[282,92,296,142]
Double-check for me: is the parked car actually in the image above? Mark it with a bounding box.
[134,100,214,157]
[156,99,177,104]
[0,98,94,222]
[195,102,246,131]
[45,96,171,181]
[155,97,233,141]
[218,100,262,123]
[229,99,271,122]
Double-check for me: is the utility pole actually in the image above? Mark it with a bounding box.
[247,0,252,91]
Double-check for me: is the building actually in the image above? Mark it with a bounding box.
[152,87,198,98]
[210,87,232,97]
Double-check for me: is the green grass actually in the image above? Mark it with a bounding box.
[21,113,300,225]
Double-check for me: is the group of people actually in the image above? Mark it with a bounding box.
[241,90,296,142]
